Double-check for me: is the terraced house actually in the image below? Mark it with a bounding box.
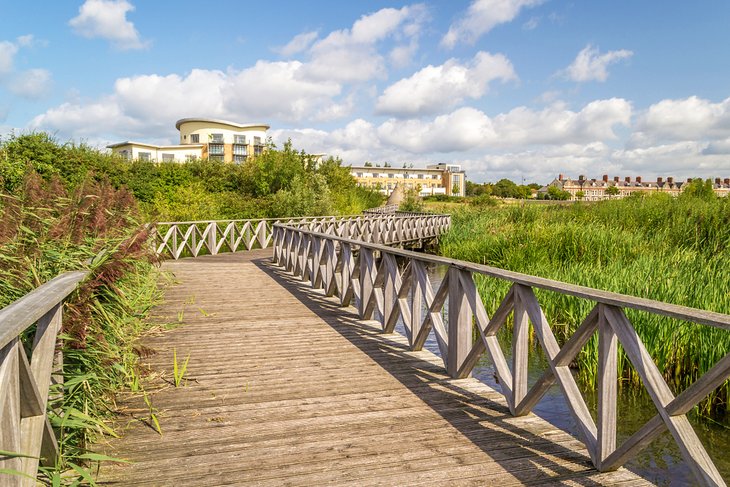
[540,174,730,201]
[350,163,466,197]
[107,118,269,163]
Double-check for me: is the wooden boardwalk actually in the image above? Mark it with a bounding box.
[96,251,650,486]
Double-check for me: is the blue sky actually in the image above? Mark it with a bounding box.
[1,0,729,183]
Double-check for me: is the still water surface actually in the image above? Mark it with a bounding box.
[382,262,730,486]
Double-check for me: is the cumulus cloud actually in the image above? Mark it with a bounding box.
[442,0,543,49]
[9,68,52,99]
[0,40,20,76]
[631,96,730,146]
[0,35,52,100]
[376,51,517,117]
[564,44,633,82]
[69,0,147,50]
[276,31,318,57]
[299,4,428,83]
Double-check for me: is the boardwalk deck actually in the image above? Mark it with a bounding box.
[96,251,650,486]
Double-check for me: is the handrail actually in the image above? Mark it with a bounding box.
[0,270,88,486]
[271,223,730,487]
[153,214,451,260]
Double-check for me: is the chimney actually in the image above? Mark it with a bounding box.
[602,174,609,182]
[558,173,564,181]
[578,174,585,181]
[614,176,620,182]
[725,178,730,185]
[668,176,674,184]
[636,176,642,184]
[687,178,693,183]
[715,177,721,185]
[625,176,631,183]
[657,177,663,184]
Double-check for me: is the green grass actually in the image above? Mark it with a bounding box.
[439,193,730,416]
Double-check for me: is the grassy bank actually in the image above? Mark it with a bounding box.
[439,191,730,416]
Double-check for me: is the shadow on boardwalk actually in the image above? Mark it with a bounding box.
[255,256,649,486]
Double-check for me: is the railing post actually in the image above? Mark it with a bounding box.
[511,284,529,414]
[447,266,472,378]
[207,222,218,256]
[597,304,617,469]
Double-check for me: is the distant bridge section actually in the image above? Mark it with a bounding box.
[153,213,450,260]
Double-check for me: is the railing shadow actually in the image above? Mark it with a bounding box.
[252,256,647,486]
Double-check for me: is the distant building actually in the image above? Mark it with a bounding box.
[350,163,466,197]
[107,118,270,163]
[539,174,730,200]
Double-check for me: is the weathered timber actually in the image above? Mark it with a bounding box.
[95,251,649,486]
[0,272,87,486]
[272,223,730,486]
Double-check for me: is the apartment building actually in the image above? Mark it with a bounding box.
[540,174,730,201]
[107,118,269,163]
[350,163,466,197]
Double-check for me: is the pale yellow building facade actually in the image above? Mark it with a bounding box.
[108,118,269,163]
[350,163,466,197]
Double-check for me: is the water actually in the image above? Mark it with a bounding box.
[381,261,730,486]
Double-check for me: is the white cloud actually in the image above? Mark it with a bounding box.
[564,44,633,82]
[632,96,730,146]
[0,41,19,76]
[522,17,539,30]
[299,4,428,83]
[376,51,517,117]
[9,68,52,99]
[69,0,147,50]
[277,31,318,57]
[442,0,544,49]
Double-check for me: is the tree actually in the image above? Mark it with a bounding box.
[605,185,620,198]
[364,162,373,167]
[546,185,570,200]
[576,190,585,200]
[682,178,715,200]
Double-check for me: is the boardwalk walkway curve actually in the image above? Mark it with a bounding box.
[1,213,728,485]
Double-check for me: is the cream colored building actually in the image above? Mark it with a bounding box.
[540,174,730,201]
[350,163,466,197]
[107,118,269,163]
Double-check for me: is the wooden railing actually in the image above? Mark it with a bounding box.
[153,214,450,260]
[0,271,88,486]
[272,224,730,487]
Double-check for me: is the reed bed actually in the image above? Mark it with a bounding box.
[440,193,730,417]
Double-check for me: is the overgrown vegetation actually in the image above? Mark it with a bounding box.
[0,133,383,221]
[0,132,384,483]
[440,188,730,416]
[0,170,160,484]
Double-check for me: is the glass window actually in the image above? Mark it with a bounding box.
[234,134,247,144]
[210,133,224,143]
[138,152,151,161]
[254,136,262,145]
[209,143,224,155]
[185,155,196,162]
[234,155,246,163]
[190,134,199,143]
[233,144,247,156]
[162,153,175,162]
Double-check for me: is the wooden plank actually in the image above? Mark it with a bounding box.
[0,271,86,350]
[597,304,617,468]
[603,305,725,486]
[94,250,649,487]
[447,267,471,378]
[274,225,730,330]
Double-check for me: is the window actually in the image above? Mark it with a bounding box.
[233,144,247,156]
[190,134,199,143]
[185,155,196,162]
[210,133,224,143]
[234,134,247,144]
[138,152,151,161]
[418,174,424,179]
[209,143,224,156]
[118,150,130,160]
[356,173,363,177]
[388,174,394,178]
[254,136,262,145]
[234,155,246,163]
[162,153,175,162]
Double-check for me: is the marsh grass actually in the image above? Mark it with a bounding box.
[1,172,161,484]
[441,193,730,416]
